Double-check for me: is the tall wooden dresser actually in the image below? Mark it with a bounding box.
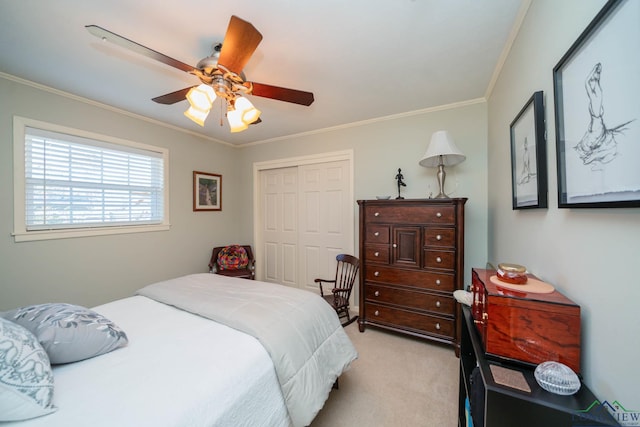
[357,198,466,353]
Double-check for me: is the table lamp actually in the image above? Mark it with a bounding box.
[419,130,466,198]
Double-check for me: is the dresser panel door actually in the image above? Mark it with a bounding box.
[392,226,420,268]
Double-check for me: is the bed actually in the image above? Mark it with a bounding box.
[0,273,358,427]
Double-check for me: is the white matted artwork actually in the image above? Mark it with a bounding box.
[510,91,547,209]
[553,0,640,208]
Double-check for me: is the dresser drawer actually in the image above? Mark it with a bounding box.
[365,266,455,292]
[424,228,455,247]
[365,205,454,225]
[364,244,390,264]
[366,302,454,338]
[365,284,455,316]
[364,225,390,243]
[423,249,456,270]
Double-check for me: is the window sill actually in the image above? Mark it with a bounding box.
[12,223,171,242]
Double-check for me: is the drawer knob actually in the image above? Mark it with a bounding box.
[436,322,441,330]
[436,257,442,263]
[374,291,380,297]
[436,301,441,308]
[374,310,379,316]
[374,271,380,277]
[435,279,441,285]
[374,212,380,217]
[374,251,379,257]
[436,212,442,218]
[436,234,442,241]
[374,231,379,237]
[392,243,397,248]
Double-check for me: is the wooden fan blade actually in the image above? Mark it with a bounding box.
[217,16,263,75]
[86,25,194,73]
[152,87,194,104]
[249,82,314,106]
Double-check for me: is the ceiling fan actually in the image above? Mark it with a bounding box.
[86,16,314,132]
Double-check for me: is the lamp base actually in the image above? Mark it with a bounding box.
[434,161,450,199]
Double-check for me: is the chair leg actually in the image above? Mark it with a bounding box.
[341,314,358,327]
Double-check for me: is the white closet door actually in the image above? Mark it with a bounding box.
[298,160,351,292]
[258,158,352,292]
[261,167,298,287]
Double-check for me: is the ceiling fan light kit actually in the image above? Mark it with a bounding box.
[86,15,314,134]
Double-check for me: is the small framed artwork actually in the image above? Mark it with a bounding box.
[510,91,547,209]
[553,0,640,208]
[193,171,221,211]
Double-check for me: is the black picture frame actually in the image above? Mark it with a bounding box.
[510,91,547,209]
[193,171,222,211]
[553,0,640,208]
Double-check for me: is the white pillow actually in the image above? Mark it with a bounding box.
[0,317,56,421]
[3,303,128,364]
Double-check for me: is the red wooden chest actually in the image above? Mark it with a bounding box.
[471,268,581,373]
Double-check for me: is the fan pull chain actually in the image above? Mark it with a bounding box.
[219,98,224,127]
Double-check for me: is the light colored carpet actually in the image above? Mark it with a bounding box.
[311,320,459,427]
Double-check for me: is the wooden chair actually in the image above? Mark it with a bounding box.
[315,254,360,326]
[208,245,256,280]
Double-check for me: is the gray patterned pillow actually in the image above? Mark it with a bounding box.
[0,317,56,421]
[3,303,128,364]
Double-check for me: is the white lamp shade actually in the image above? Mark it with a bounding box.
[419,130,466,167]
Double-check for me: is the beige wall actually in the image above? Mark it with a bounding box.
[1,75,489,310]
[0,77,245,309]
[488,0,639,406]
[238,101,489,290]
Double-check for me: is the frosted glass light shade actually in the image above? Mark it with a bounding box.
[186,84,216,110]
[184,106,209,126]
[419,130,466,167]
[235,96,261,124]
[227,108,249,132]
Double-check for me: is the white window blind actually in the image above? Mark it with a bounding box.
[24,126,165,231]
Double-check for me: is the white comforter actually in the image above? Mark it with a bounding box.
[5,295,292,427]
[137,273,358,427]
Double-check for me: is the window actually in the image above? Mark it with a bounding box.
[13,117,169,242]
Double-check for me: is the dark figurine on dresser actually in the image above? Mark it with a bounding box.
[395,168,406,199]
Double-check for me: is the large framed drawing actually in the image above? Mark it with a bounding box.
[193,171,221,211]
[510,91,547,209]
[553,0,640,208]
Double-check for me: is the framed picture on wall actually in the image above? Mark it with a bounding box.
[193,171,222,211]
[553,0,640,208]
[510,91,547,209]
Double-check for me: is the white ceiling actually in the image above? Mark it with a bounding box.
[0,0,525,146]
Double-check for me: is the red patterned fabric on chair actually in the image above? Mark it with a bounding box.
[208,245,255,280]
[217,245,249,270]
